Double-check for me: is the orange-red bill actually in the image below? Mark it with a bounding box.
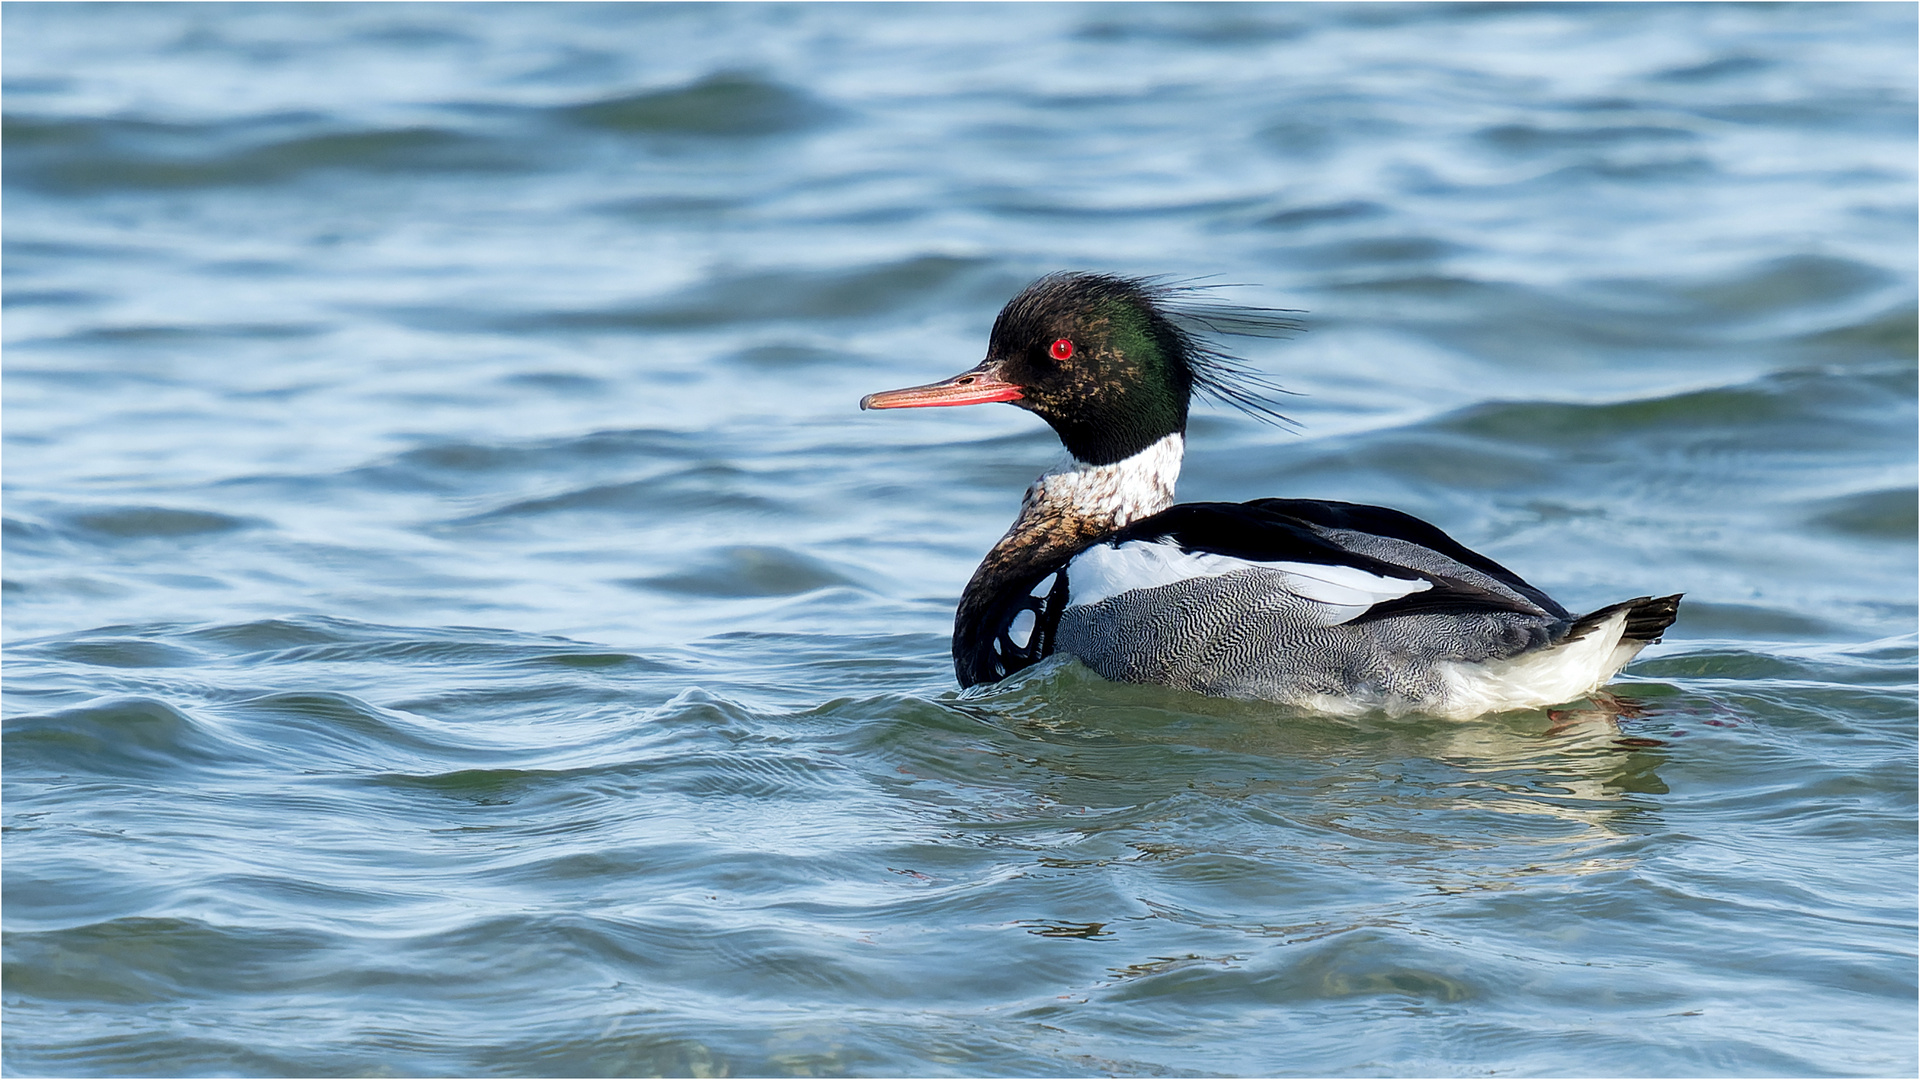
[859,364,1024,410]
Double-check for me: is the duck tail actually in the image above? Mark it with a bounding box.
[1567,593,1684,644]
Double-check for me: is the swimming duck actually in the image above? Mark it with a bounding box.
[861,272,1680,718]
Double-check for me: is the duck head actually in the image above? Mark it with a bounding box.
[861,272,1295,465]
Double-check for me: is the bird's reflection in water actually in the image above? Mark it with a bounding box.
[949,659,1714,884]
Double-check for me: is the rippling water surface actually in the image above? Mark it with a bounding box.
[5,4,1916,1076]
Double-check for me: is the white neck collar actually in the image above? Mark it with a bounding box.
[1021,432,1184,533]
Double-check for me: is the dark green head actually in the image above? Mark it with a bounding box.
[985,273,1196,464]
[861,272,1298,465]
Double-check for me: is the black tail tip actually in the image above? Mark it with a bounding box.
[1624,593,1684,643]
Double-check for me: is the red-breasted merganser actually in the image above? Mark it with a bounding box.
[861,272,1680,718]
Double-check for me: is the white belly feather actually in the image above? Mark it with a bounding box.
[1427,607,1645,718]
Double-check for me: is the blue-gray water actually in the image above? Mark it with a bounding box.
[4,3,1916,1076]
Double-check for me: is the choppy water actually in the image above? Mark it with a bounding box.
[4,3,1916,1076]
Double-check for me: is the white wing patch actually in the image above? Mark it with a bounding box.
[1066,538,1431,625]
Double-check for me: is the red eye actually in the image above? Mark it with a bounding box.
[1049,338,1074,361]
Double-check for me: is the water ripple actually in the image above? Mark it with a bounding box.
[4,3,1914,1076]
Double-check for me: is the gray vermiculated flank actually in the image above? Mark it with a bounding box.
[1055,567,1562,706]
[1051,521,1569,707]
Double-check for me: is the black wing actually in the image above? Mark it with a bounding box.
[1108,500,1561,623]
[1244,498,1568,618]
